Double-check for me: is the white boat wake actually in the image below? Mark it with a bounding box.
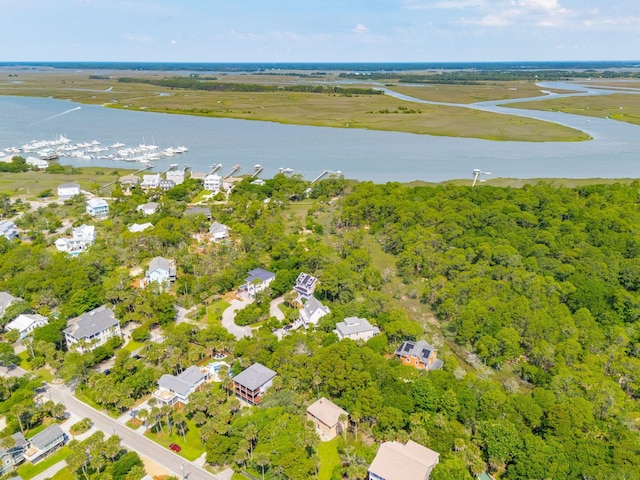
[33,106,82,124]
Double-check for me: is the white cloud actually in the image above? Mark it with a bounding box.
[404,0,486,9]
[352,24,369,33]
[122,33,154,43]
[170,40,177,45]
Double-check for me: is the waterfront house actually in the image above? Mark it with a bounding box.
[0,292,19,318]
[55,224,95,254]
[153,365,209,407]
[137,202,160,216]
[334,317,380,341]
[145,257,176,285]
[23,425,66,463]
[294,273,318,300]
[395,340,443,371]
[368,440,439,480]
[190,172,206,181]
[5,314,48,339]
[0,220,19,241]
[204,174,222,192]
[119,174,140,187]
[86,198,109,217]
[25,157,48,170]
[57,182,81,198]
[299,296,330,328]
[307,397,348,441]
[232,363,277,405]
[0,432,27,474]
[141,174,161,190]
[243,268,276,299]
[209,221,229,241]
[159,179,175,191]
[165,170,185,185]
[64,306,121,353]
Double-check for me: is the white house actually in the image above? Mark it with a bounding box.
[153,365,209,407]
[209,221,229,241]
[25,157,48,169]
[243,268,276,299]
[299,296,331,328]
[5,314,48,339]
[86,198,109,217]
[334,317,380,341]
[0,220,19,241]
[0,292,19,318]
[204,174,222,192]
[55,224,95,254]
[141,174,161,190]
[57,182,81,198]
[137,202,160,215]
[165,170,185,185]
[368,440,439,480]
[294,272,318,300]
[63,306,121,353]
[146,257,176,285]
[23,424,67,463]
[128,222,153,233]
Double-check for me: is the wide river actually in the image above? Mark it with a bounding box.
[1,81,640,183]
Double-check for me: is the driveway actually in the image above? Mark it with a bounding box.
[269,296,285,321]
[221,295,252,339]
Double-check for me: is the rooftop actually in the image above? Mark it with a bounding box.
[245,268,276,284]
[64,306,118,340]
[335,317,379,336]
[368,440,440,480]
[233,363,277,391]
[307,397,348,428]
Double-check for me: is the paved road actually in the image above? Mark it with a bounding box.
[220,297,252,339]
[47,383,224,480]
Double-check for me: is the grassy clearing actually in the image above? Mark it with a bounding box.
[505,92,640,126]
[207,300,231,323]
[17,446,71,479]
[144,418,205,461]
[318,437,342,480]
[50,466,75,480]
[0,71,590,142]
[122,340,145,353]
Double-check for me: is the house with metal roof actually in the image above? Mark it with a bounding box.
[232,363,277,405]
[395,340,443,371]
[63,306,121,353]
[140,174,161,190]
[0,220,19,241]
[299,296,330,328]
[86,198,109,217]
[23,424,66,463]
[0,292,19,317]
[368,440,439,480]
[293,273,318,300]
[0,432,27,474]
[57,182,81,199]
[184,206,212,220]
[334,317,380,341]
[307,397,348,441]
[145,257,176,285]
[153,365,209,407]
[137,202,160,216]
[5,314,48,339]
[209,221,229,241]
[128,222,154,233]
[243,268,276,299]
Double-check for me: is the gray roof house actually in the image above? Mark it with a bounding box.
[0,432,27,475]
[232,363,277,405]
[0,292,19,317]
[395,340,443,371]
[299,296,331,328]
[23,424,66,463]
[64,306,121,353]
[153,365,209,406]
[0,220,19,241]
[184,206,212,220]
[209,221,229,241]
[334,317,380,342]
[145,257,177,285]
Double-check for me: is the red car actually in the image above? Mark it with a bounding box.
[169,443,181,452]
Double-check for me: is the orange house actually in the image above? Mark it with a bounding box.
[395,340,443,371]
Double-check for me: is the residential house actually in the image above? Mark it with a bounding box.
[204,174,222,192]
[25,157,48,170]
[153,365,209,407]
[190,172,206,181]
[57,182,81,198]
[395,340,443,371]
[128,222,153,233]
[159,179,175,191]
[0,220,19,241]
[184,206,212,221]
[137,202,160,216]
[54,224,95,254]
[243,268,276,299]
[0,432,27,474]
[23,424,66,463]
[232,363,277,405]
[299,296,330,328]
[165,170,185,185]
[63,306,121,353]
[368,440,439,480]
[140,174,161,190]
[119,174,140,187]
[0,292,19,317]
[307,397,348,441]
[86,198,109,217]
[294,273,318,300]
[145,257,177,285]
[5,314,48,339]
[334,317,380,341]
[209,221,229,241]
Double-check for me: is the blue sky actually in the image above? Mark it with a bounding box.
[2,0,639,62]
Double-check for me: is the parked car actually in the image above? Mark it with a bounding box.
[169,443,181,452]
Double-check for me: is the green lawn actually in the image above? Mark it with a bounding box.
[122,339,145,353]
[144,418,205,461]
[16,446,71,479]
[51,467,75,480]
[207,300,231,323]
[317,437,341,480]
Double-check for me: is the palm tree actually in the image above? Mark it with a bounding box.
[255,452,269,480]
[243,423,258,459]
